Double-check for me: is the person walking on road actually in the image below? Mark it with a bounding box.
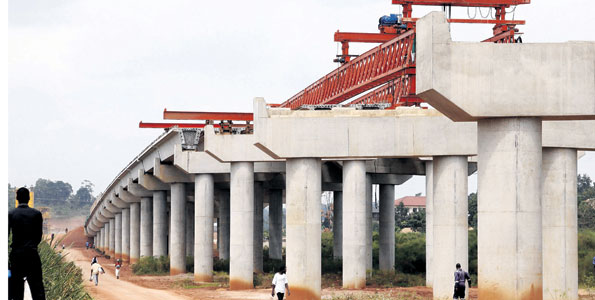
[86,241,89,250]
[9,187,46,300]
[271,266,290,300]
[115,259,122,279]
[453,263,471,300]
[90,262,105,286]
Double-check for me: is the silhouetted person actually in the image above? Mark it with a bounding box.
[9,187,46,300]
[453,263,471,300]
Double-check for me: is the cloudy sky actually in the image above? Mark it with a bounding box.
[8,0,595,198]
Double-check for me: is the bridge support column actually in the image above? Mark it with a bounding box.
[254,182,264,273]
[286,158,321,300]
[130,202,140,263]
[366,174,373,271]
[153,191,167,257]
[218,189,230,260]
[170,183,187,275]
[478,118,542,300]
[343,160,367,289]
[379,184,395,271]
[140,197,153,258]
[109,218,115,257]
[333,191,342,260]
[98,228,103,252]
[194,174,214,282]
[115,213,122,260]
[122,208,130,262]
[104,224,109,254]
[230,162,254,290]
[186,202,195,258]
[269,189,283,260]
[542,148,578,300]
[425,161,434,287]
[432,156,469,300]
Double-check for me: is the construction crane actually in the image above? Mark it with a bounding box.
[279,0,530,110]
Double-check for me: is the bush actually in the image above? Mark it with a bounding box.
[131,256,170,275]
[395,232,425,274]
[579,229,595,288]
[366,270,425,287]
[263,247,285,273]
[213,258,229,272]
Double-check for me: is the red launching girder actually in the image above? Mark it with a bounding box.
[279,30,415,109]
[163,108,253,121]
[139,122,247,129]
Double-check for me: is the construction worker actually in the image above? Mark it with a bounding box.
[271,266,290,300]
[9,187,46,300]
[453,263,471,300]
[90,262,105,286]
[115,259,122,279]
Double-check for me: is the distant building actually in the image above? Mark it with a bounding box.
[395,196,426,214]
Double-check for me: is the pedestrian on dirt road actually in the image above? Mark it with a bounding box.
[593,255,595,273]
[271,266,290,300]
[8,187,46,300]
[90,262,105,286]
[115,259,122,279]
[453,263,471,300]
[86,241,89,250]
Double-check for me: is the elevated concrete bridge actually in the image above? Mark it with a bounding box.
[86,12,595,300]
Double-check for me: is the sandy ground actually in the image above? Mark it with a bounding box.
[57,225,595,300]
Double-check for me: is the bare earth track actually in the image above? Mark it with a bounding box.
[60,226,595,300]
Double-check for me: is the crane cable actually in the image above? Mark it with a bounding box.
[467,7,477,19]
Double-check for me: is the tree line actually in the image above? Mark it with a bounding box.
[8,178,96,218]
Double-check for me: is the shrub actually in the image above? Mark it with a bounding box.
[213,258,229,272]
[578,229,595,288]
[131,256,170,275]
[366,270,425,287]
[395,232,425,274]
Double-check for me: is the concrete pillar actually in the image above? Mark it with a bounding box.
[379,184,395,271]
[130,202,140,263]
[542,148,578,300]
[425,161,434,287]
[104,224,109,254]
[170,182,187,275]
[140,197,153,258]
[366,174,373,271]
[432,156,469,300]
[254,182,264,273]
[115,213,122,260]
[230,162,254,290]
[286,158,321,299]
[269,189,283,260]
[218,189,230,260]
[152,191,167,257]
[343,160,367,289]
[98,228,103,252]
[109,218,115,257]
[186,202,195,258]
[194,174,214,282]
[478,118,542,300]
[122,208,130,262]
[333,191,343,259]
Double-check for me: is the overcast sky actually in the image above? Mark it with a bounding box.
[8,0,595,198]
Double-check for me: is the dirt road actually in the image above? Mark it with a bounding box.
[66,248,191,300]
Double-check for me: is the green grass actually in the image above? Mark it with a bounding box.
[9,234,92,300]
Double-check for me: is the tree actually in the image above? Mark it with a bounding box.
[468,192,478,229]
[406,209,426,233]
[33,179,73,205]
[578,200,595,230]
[395,202,409,230]
[7,183,16,210]
[578,174,595,205]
